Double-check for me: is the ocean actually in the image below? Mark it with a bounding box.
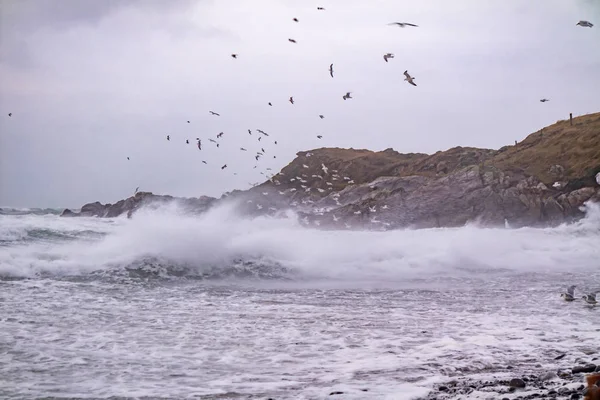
[1,202,599,399]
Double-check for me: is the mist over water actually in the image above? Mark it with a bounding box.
[1,203,599,399]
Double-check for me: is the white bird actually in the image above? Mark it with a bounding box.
[332,170,338,173]
[321,163,329,174]
[290,188,297,192]
[369,206,377,213]
[404,70,417,86]
[290,178,296,182]
[263,192,269,196]
[333,215,339,222]
[576,20,593,27]
[348,180,355,184]
[354,210,362,215]
[303,164,309,169]
[300,179,307,183]
[301,216,309,224]
[247,200,253,203]
[305,187,311,192]
[279,191,285,195]
[256,204,263,210]
[383,53,394,62]
[326,182,333,186]
[370,217,380,223]
[343,176,350,180]
[314,220,321,226]
[344,222,351,229]
[305,152,313,157]
[317,188,325,193]
[301,184,307,189]
[269,207,277,211]
[382,205,389,210]
[332,177,338,181]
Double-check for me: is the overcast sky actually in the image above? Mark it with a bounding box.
[1,0,599,208]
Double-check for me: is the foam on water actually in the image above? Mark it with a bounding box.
[1,200,599,282]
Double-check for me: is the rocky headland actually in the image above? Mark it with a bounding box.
[62,112,600,229]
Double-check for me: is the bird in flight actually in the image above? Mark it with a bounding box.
[317,7,325,10]
[268,102,272,106]
[257,129,269,136]
[293,18,299,22]
[231,54,238,58]
[317,135,323,139]
[383,53,394,62]
[248,129,252,135]
[404,70,417,86]
[217,132,224,138]
[540,98,550,102]
[319,115,324,119]
[209,111,220,116]
[186,139,189,144]
[388,22,418,28]
[202,160,207,164]
[288,38,297,43]
[187,120,190,123]
[166,135,170,141]
[289,96,294,104]
[240,147,247,151]
[127,157,130,160]
[8,113,12,117]
[221,164,227,170]
[329,63,334,78]
[576,20,593,27]
[343,92,352,100]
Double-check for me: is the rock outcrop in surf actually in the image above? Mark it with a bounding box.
[62,112,600,229]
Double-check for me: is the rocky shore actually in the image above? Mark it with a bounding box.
[62,112,600,229]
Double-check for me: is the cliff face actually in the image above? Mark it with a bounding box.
[63,112,600,229]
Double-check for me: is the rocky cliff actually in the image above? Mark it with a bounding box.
[62,112,600,229]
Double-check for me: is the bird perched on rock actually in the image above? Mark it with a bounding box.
[561,285,576,301]
[576,20,594,28]
[388,22,418,28]
[404,70,417,86]
[383,53,394,62]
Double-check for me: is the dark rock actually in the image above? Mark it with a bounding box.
[555,353,567,360]
[509,378,527,389]
[329,391,344,396]
[60,208,76,217]
[570,394,580,400]
[438,386,449,392]
[572,364,596,374]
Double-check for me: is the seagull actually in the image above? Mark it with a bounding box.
[343,92,352,100]
[209,111,220,116]
[369,206,376,213]
[582,293,597,305]
[166,135,170,141]
[561,285,576,301]
[257,129,269,136]
[258,136,262,141]
[317,7,325,10]
[202,160,207,164]
[329,63,334,78]
[255,155,260,161]
[383,53,395,62]
[388,22,418,28]
[354,210,362,215]
[343,176,351,180]
[8,113,12,117]
[321,164,329,174]
[231,53,238,58]
[540,99,550,102]
[303,164,309,169]
[248,129,252,135]
[274,141,278,145]
[317,188,325,193]
[288,38,297,43]
[197,140,202,150]
[263,192,269,196]
[257,204,263,210]
[134,186,139,194]
[240,147,247,151]
[326,182,333,186]
[209,138,217,143]
[187,120,190,123]
[333,215,339,222]
[186,139,189,144]
[289,96,294,104]
[293,17,299,22]
[221,164,227,170]
[404,70,417,86]
[217,132,224,138]
[268,102,272,106]
[382,205,389,210]
[289,188,297,192]
[317,135,323,139]
[576,20,593,27]
[127,157,130,160]
[348,180,355,184]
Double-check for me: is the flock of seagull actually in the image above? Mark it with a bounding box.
[561,285,598,306]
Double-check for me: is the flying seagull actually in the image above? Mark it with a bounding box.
[127,157,130,160]
[383,53,395,62]
[217,132,224,138]
[248,129,252,135]
[317,135,323,139]
[293,17,299,22]
[8,113,11,117]
[540,98,549,102]
[582,293,597,305]
[186,139,189,144]
[231,54,238,58]
[240,147,247,151]
[319,115,324,119]
[561,285,576,301]
[388,22,418,28]
[166,135,170,141]
[288,38,297,43]
[257,129,269,136]
[187,120,190,123]
[576,20,593,27]
[209,111,220,116]
[134,186,139,194]
[258,136,262,141]
[317,7,325,10]
[202,160,207,164]
[329,63,334,78]
[221,164,227,170]
[289,96,294,104]
[268,102,272,106]
[343,92,352,100]
[197,140,202,150]
[404,70,417,86]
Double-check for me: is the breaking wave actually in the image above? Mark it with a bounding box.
[1,201,599,282]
